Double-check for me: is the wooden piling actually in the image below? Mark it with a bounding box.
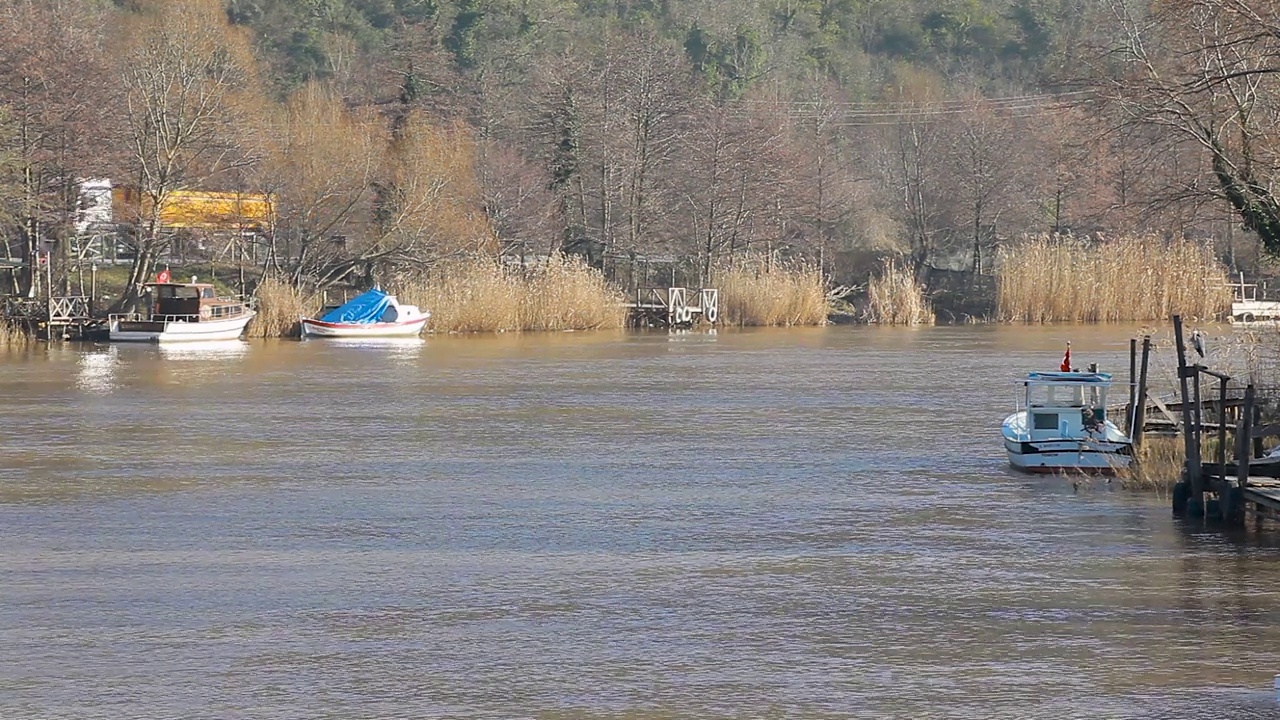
[1237,384,1255,490]
[1173,316,1203,513]
[1216,375,1228,480]
[1128,338,1137,434]
[1133,336,1151,449]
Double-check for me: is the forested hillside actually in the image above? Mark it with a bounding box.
[2,0,1277,305]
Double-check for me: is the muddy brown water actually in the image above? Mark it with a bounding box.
[3,326,1280,719]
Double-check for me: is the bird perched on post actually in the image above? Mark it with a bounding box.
[1189,329,1207,359]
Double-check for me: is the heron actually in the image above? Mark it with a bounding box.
[1189,329,1206,359]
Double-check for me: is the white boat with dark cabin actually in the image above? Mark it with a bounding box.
[108,282,256,343]
[1002,370,1133,474]
[300,289,429,338]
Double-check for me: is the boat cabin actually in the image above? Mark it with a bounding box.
[1022,371,1113,439]
[144,282,247,320]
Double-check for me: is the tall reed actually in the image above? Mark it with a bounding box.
[1116,435,1236,493]
[716,255,829,326]
[865,258,934,325]
[1117,437,1184,492]
[997,234,1231,322]
[0,321,31,349]
[396,254,626,333]
[249,276,319,338]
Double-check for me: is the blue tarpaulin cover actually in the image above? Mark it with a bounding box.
[319,289,392,324]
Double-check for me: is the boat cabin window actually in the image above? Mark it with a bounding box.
[201,287,215,299]
[1027,383,1085,407]
[155,285,200,300]
[1032,413,1059,430]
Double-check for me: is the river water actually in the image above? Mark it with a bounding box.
[3,325,1280,719]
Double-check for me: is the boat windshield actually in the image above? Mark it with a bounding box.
[1026,381,1108,409]
[154,285,200,300]
[1028,383,1083,407]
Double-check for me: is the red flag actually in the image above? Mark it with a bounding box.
[156,268,171,283]
[1060,342,1071,372]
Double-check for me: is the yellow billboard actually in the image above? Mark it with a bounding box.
[112,187,274,231]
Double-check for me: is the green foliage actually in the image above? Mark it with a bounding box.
[547,87,580,192]
[224,0,1091,94]
[685,23,766,101]
[446,0,485,68]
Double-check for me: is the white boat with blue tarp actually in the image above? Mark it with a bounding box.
[1002,368,1133,474]
[300,289,429,338]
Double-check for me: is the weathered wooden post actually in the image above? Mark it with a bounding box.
[1217,375,1229,481]
[1253,398,1264,461]
[1173,315,1203,516]
[1128,338,1137,433]
[1192,365,1203,451]
[1237,384,1255,490]
[1133,336,1151,449]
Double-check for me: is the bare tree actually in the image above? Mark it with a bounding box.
[0,0,112,293]
[367,113,494,281]
[115,0,262,308]
[258,83,383,285]
[938,97,1028,274]
[675,97,798,281]
[865,78,949,279]
[1095,0,1280,253]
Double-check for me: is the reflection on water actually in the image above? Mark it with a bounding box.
[309,336,426,364]
[75,345,119,394]
[156,339,250,361]
[3,326,1280,719]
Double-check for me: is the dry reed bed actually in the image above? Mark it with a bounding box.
[1115,435,1237,492]
[1116,437,1185,492]
[397,254,627,333]
[0,321,31,349]
[717,257,829,326]
[997,235,1231,323]
[249,276,321,338]
[865,259,934,325]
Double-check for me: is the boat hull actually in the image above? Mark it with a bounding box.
[1004,438,1132,474]
[109,311,256,343]
[300,316,428,338]
[1229,300,1280,326]
[1002,411,1132,475]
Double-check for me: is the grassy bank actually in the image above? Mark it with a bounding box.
[717,257,828,326]
[996,235,1231,322]
[865,259,934,325]
[396,254,627,333]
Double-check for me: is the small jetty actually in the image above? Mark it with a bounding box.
[626,287,719,329]
[1141,315,1280,527]
[4,295,101,340]
[2,254,105,340]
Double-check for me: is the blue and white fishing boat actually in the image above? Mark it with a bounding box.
[300,289,429,338]
[1002,366,1133,474]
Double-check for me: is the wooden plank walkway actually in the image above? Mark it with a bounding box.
[1243,486,1280,513]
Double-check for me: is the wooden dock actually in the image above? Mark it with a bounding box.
[4,295,103,340]
[1160,314,1280,528]
[626,287,719,329]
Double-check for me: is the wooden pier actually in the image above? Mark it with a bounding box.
[626,287,719,329]
[1160,314,1280,527]
[4,295,102,340]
